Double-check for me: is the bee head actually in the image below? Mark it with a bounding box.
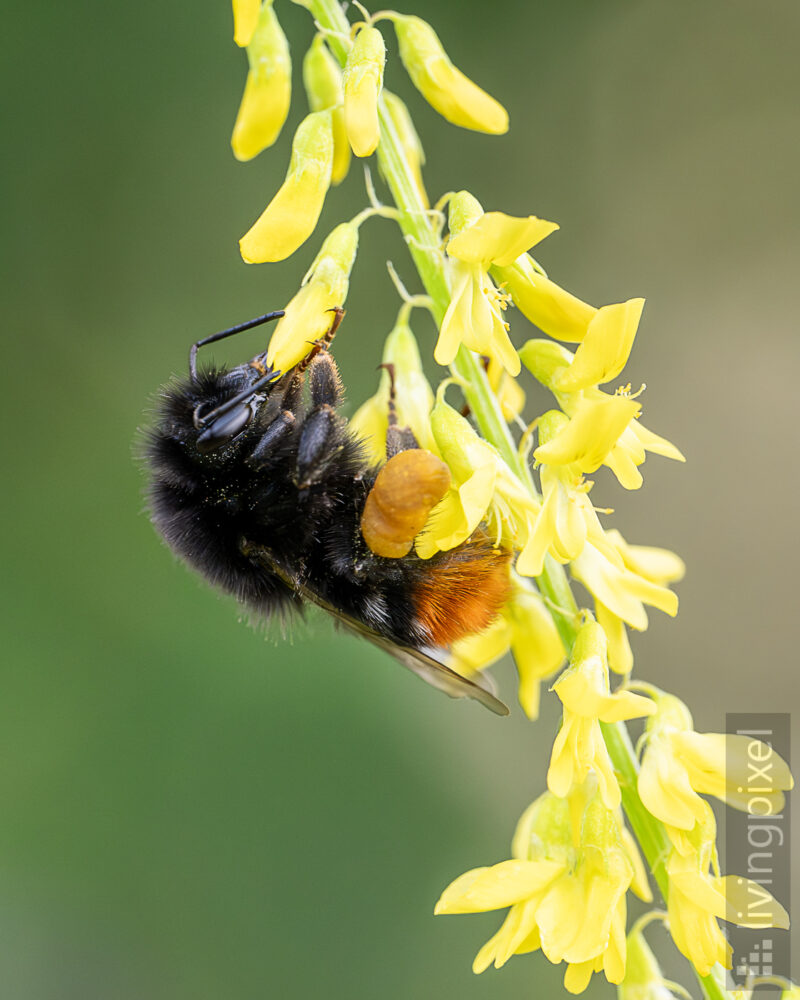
[190,364,283,455]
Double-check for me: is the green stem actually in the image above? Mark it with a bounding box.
[307,4,730,998]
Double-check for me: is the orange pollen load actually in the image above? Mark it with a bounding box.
[360,449,451,559]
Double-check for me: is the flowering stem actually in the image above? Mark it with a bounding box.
[307,5,730,997]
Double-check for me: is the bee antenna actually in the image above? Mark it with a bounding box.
[189,310,285,381]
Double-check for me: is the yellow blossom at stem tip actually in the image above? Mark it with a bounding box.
[239,109,333,263]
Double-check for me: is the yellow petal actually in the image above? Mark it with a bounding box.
[715,874,790,929]
[231,3,291,160]
[394,15,508,134]
[435,859,564,914]
[448,213,559,267]
[534,396,642,474]
[595,601,633,675]
[507,587,565,719]
[349,393,389,465]
[495,258,597,342]
[572,543,678,630]
[554,298,645,392]
[638,738,705,831]
[240,110,333,263]
[450,615,512,674]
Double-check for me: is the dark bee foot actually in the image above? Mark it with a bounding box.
[296,405,343,488]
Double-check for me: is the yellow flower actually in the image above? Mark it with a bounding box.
[570,529,680,631]
[415,384,539,558]
[349,315,437,464]
[342,25,385,157]
[666,805,789,976]
[302,34,350,184]
[392,14,508,134]
[492,253,597,342]
[239,110,333,263]
[638,690,793,834]
[520,338,685,490]
[266,222,358,371]
[382,90,428,209]
[450,577,565,718]
[435,192,558,374]
[548,621,656,809]
[436,787,636,993]
[231,1,291,160]
[552,298,645,393]
[595,534,685,675]
[232,0,261,47]
[499,260,645,384]
[516,410,608,578]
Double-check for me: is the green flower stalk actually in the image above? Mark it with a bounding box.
[225,3,793,998]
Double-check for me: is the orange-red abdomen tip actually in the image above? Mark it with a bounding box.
[414,538,512,647]
[361,449,451,559]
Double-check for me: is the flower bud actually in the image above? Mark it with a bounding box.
[302,34,350,184]
[240,110,334,263]
[231,2,291,160]
[343,25,385,157]
[266,223,358,371]
[394,15,508,134]
[350,319,438,464]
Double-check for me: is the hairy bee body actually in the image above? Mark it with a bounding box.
[146,338,510,713]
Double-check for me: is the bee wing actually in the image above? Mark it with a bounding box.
[324,609,510,717]
[242,538,508,716]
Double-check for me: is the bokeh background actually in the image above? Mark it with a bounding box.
[3,0,799,996]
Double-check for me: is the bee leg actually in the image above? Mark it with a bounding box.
[296,405,343,488]
[308,350,343,408]
[246,410,296,470]
[380,362,421,458]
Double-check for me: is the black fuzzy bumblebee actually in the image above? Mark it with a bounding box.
[146,309,510,714]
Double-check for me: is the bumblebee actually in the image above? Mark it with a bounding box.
[146,309,510,714]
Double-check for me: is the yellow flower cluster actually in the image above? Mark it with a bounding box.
[436,781,650,994]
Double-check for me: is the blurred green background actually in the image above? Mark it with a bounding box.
[3,0,799,996]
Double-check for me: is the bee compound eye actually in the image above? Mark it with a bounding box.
[196,403,253,453]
